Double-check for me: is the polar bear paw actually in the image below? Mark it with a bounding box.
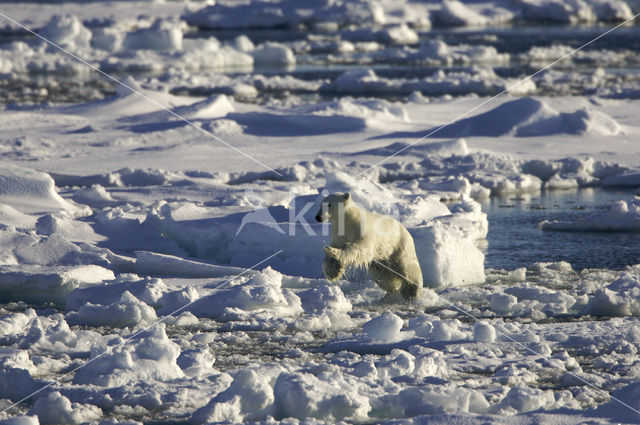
[400,281,421,300]
[323,246,344,281]
[324,246,341,258]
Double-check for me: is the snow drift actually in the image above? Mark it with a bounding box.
[0,164,85,215]
[425,97,621,138]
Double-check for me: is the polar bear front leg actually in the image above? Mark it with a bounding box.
[329,241,375,268]
[323,246,345,282]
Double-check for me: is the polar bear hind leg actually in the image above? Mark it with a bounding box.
[400,280,421,300]
[369,260,403,293]
[370,259,422,300]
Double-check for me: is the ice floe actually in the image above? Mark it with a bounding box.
[38,15,92,51]
[1,2,640,424]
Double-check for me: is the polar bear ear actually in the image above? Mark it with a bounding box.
[343,192,351,201]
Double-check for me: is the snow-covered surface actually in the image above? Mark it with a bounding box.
[1,0,640,424]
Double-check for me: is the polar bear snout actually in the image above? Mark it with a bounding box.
[316,192,350,223]
[315,204,330,222]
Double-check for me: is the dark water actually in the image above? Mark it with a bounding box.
[482,188,640,271]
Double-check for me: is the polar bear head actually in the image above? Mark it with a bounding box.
[315,192,351,223]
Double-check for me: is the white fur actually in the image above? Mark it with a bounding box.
[317,192,423,300]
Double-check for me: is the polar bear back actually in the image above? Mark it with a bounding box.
[331,203,413,258]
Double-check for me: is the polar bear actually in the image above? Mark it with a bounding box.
[315,192,423,300]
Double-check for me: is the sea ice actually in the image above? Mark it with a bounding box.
[192,368,275,423]
[66,291,157,328]
[184,0,386,30]
[362,312,408,343]
[424,96,622,137]
[473,321,497,342]
[0,365,39,402]
[540,199,640,232]
[583,273,640,316]
[189,267,304,321]
[72,323,183,387]
[37,15,91,51]
[2,2,640,424]
[122,20,183,52]
[434,0,489,26]
[0,264,114,307]
[28,391,101,425]
[272,370,371,421]
[0,164,86,215]
[251,43,296,67]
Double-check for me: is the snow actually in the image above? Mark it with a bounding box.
[28,391,101,425]
[362,312,410,343]
[121,20,183,52]
[189,268,304,320]
[0,205,36,229]
[1,93,639,420]
[184,0,386,30]
[378,385,489,416]
[91,26,124,53]
[428,97,622,138]
[519,0,633,24]
[473,321,497,342]
[251,43,296,67]
[412,219,486,289]
[272,371,371,421]
[0,164,85,215]
[37,15,92,51]
[498,385,555,413]
[66,291,157,328]
[0,366,39,404]
[72,323,183,387]
[520,0,596,24]
[1,1,640,424]
[134,251,246,278]
[0,264,115,307]
[434,1,490,26]
[0,416,39,425]
[598,381,640,421]
[322,68,530,98]
[193,368,275,423]
[180,0,632,32]
[583,273,640,316]
[377,25,419,45]
[71,185,116,209]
